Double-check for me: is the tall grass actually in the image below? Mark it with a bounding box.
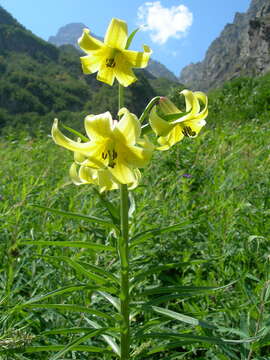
[0,74,270,359]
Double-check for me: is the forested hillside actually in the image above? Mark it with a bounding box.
[0,6,178,132]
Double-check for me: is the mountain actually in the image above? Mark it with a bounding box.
[0,6,178,132]
[179,0,270,91]
[49,23,178,82]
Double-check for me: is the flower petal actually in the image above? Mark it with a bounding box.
[179,118,206,138]
[109,159,136,184]
[159,97,181,115]
[120,144,153,168]
[121,45,152,68]
[78,28,104,53]
[114,108,141,145]
[157,125,184,150]
[127,169,141,190]
[104,18,127,50]
[84,112,113,141]
[149,106,174,136]
[114,53,137,87]
[97,170,119,192]
[97,62,116,86]
[80,51,104,74]
[69,163,87,185]
[52,119,93,153]
[79,166,98,184]
[174,91,208,124]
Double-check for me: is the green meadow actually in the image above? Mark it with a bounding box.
[1,73,270,359]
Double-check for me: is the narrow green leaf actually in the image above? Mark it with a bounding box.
[23,345,107,353]
[130,221,192,247]
[57,257,118,287]
[125,27,140,49]
[138,332,258,345]
[21,240,116,253]
[61,123,89,142]
[30,204,116,229]
[97,291,121,312]
[145,293,204,306]
[142,281,237,296]
[147,341,199,356]
[93,188,120,226]
[141,123,151,136]
[23,304,114,321]
[162,111,190,122]
[151,306,217,329]
[42,327,90,336]
[128,192,136,218]
[49,329,107,360]
[39,255,119,285]
[84,317,120,357]
[131,260,209,284]
[21,285,89,306]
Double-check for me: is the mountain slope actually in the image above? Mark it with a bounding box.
[0,6,168,131]
[49,22,179,82]
[179,0,270,91]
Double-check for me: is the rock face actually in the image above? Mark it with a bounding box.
[49,23,178,82]
[179,0,270,91]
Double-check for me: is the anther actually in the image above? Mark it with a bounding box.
[182,126,196,137]
[102,152,108,160]
[112,150,117,160]
[106,58,116,68]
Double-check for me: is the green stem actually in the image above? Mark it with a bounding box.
[138,96,160,123]
[119,184,130,359]
[118,83,130,359]
[118,83,124,112]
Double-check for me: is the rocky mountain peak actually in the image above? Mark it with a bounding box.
[179,0,270,91]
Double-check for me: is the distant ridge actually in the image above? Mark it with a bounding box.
[179,0,270,91]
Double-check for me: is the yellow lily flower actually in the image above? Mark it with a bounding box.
[51,108,153,187]
[78,18,152,87]
[149,90,208,150]
[70,161,141,192]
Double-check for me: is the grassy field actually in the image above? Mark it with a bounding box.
[0,74,270,359]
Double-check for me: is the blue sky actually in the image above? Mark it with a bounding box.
[0,0,251,76]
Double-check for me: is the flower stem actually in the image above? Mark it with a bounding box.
[118,83,130,359]
[119,184,130,359]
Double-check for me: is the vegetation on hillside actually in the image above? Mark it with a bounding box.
[1,73,270,359]
[0,5,178,133]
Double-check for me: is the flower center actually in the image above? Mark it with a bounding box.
[106,58,116,68]
[182,126,196,137]
[102,149,118,168]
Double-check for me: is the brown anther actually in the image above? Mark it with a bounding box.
[182,126,196,137]
[112,150,117,160]
[106,58,116,68]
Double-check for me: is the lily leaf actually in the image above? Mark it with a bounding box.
[30,204,116,229]
[61,122,88,142]
[126,27,140,49]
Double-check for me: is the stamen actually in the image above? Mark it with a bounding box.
[112,150,117,160]
[182,126,196,137]
[102,152,108,160]
[106,58,116,68]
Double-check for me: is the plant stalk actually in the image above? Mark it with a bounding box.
[119,184,130,359]
[118,83,130,359]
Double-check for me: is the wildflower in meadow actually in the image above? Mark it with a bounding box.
[52,108,153,188]
[78,18,152,87]
[149,90,208,150]
[69,149,141,192]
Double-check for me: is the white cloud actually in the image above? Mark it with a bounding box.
[137,1,193,44]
